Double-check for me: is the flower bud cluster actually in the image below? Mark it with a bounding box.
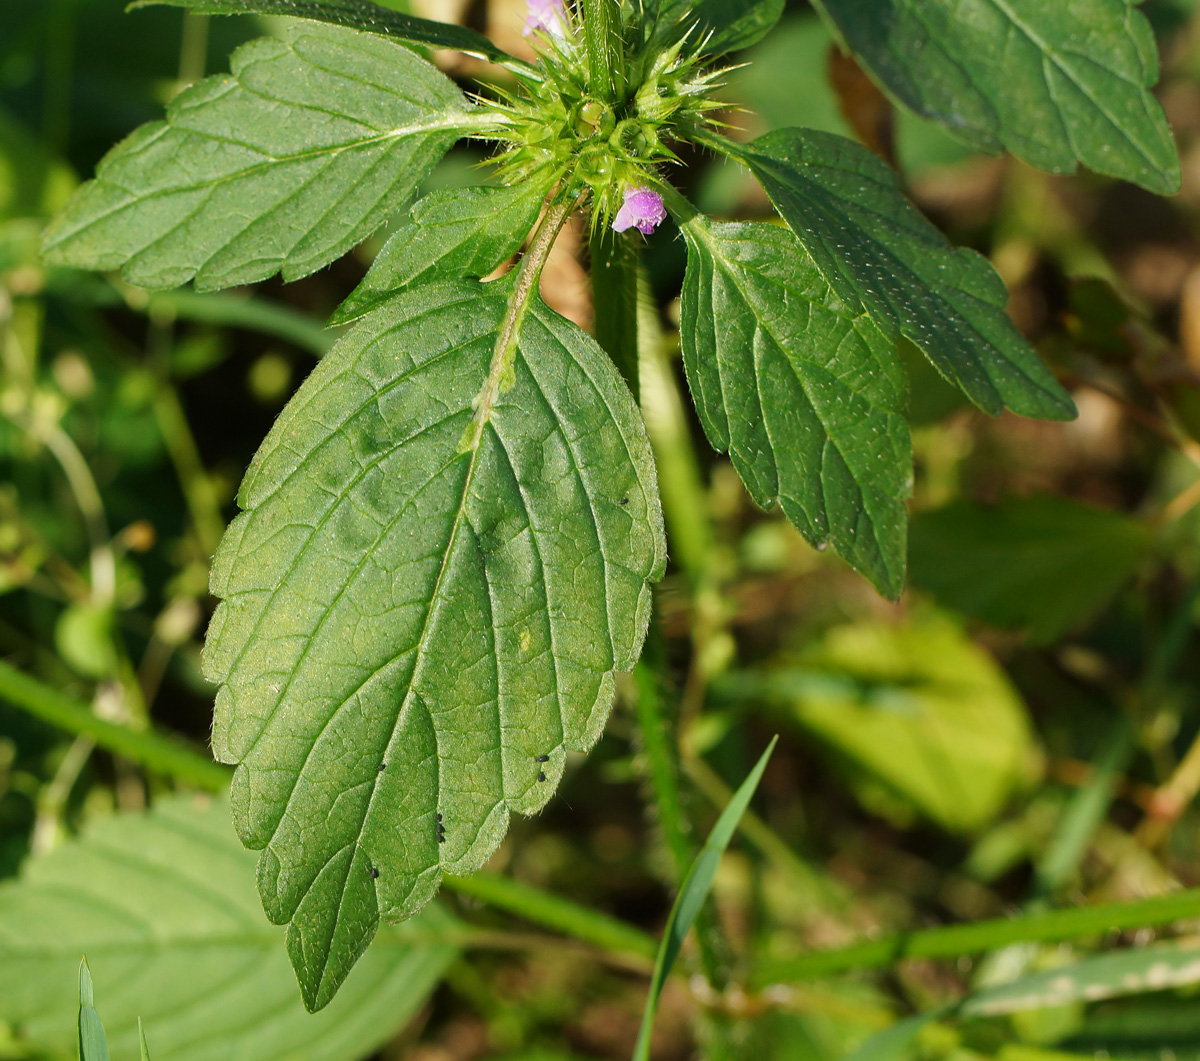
[486,9,725,231]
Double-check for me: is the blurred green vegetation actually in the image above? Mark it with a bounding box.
[8,1,1200,1059]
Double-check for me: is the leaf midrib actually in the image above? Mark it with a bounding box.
[52,111,490,251]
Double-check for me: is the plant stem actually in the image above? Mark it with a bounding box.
[749,888,1200,987]
[579,0,624,100]
[0,659,230,792]
[589,226,640,400]
[633,644,693,879]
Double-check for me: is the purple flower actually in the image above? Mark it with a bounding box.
[612,186,667,235]
[523,0,567,37]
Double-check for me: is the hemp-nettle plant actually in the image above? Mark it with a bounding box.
[41,0,1179,1013]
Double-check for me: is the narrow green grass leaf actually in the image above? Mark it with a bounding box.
[331,182,548,326]
[43,22,487,292]
[679,216,910,598]
[735,128,1077,422]
[205,275,666,1010]
[0,659,231,792]
[812,0,1180,194]
[750,888,1200,987]
[0,798,457,1061]
[138,1019,150,1061]
[129,0,515,62]
[78,960,110,1061]
[631,737,777,1061]
[962,938,1200,1016]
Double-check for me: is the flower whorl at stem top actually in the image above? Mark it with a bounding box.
[524,0,567,37]
[612,186,667,235]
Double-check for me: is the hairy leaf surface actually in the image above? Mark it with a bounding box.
[744,128,1076,421]
[0,797,457,1061]
[42,22,486,291]
[204,277,666,1010]
[332,182,547,325]
[812,0,1180,194]
[680,217,909,597]
[131,0,514,62]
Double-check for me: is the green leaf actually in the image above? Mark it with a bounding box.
[78,960,110,1061]
[909,496,1152,643]
[679,216,910,598]
[766,612,1033,833]
[962,939,1200,1017]
[129,0,515,63]
[0,798,457,1061]
[650,0,784,53]
[631,737,777,1061]
[331,182,547,326]
[811,0,1180,194]
[736,128,1077,422]
[204,276,666,1011]
[42,22,489,292]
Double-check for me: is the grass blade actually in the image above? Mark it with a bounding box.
[77,960,110,1061]
[631,737,777,1061]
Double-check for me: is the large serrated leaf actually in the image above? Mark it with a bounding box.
[0,797,457,1061]
[812,0,1180,194]
[679,217,910,598]
[42,22,488,292]
[130,0,515,63]
[741,128,1077,422]
[331,181,548,326]
[204,277,666,1011]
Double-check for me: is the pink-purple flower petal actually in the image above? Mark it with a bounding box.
[612,186,667,234]
[523,0,567,37]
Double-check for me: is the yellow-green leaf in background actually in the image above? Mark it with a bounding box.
[768,612,1035,833]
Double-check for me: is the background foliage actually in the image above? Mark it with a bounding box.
[8,0,1200,1058]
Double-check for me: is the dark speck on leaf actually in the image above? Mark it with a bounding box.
[369,867,379,879]
[620,498,628,505]
[377,762,387,772]
[537,771,547,782]
[535,754,549,763]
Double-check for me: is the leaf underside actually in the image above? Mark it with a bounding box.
[813,0,1181,194]
[204,278,666,1010]
[680,218,910,597]
[331,181,548,326]
[42,22,472,292]
[130,0,515,63]
[0,797,457,1061]
[745,127,1077,422]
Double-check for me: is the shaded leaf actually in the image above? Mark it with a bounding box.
[909,496,1151,643]
[43,22,487,291]
[742,128,1076,421]
[647,0,784,53]
[130,0,514,63]
[679,216,910,598]
[204,277,666,1010]
[332,182,547,326]
[767,613,1033,832]
[0,797,457,1061]
[811,0,1180,194]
